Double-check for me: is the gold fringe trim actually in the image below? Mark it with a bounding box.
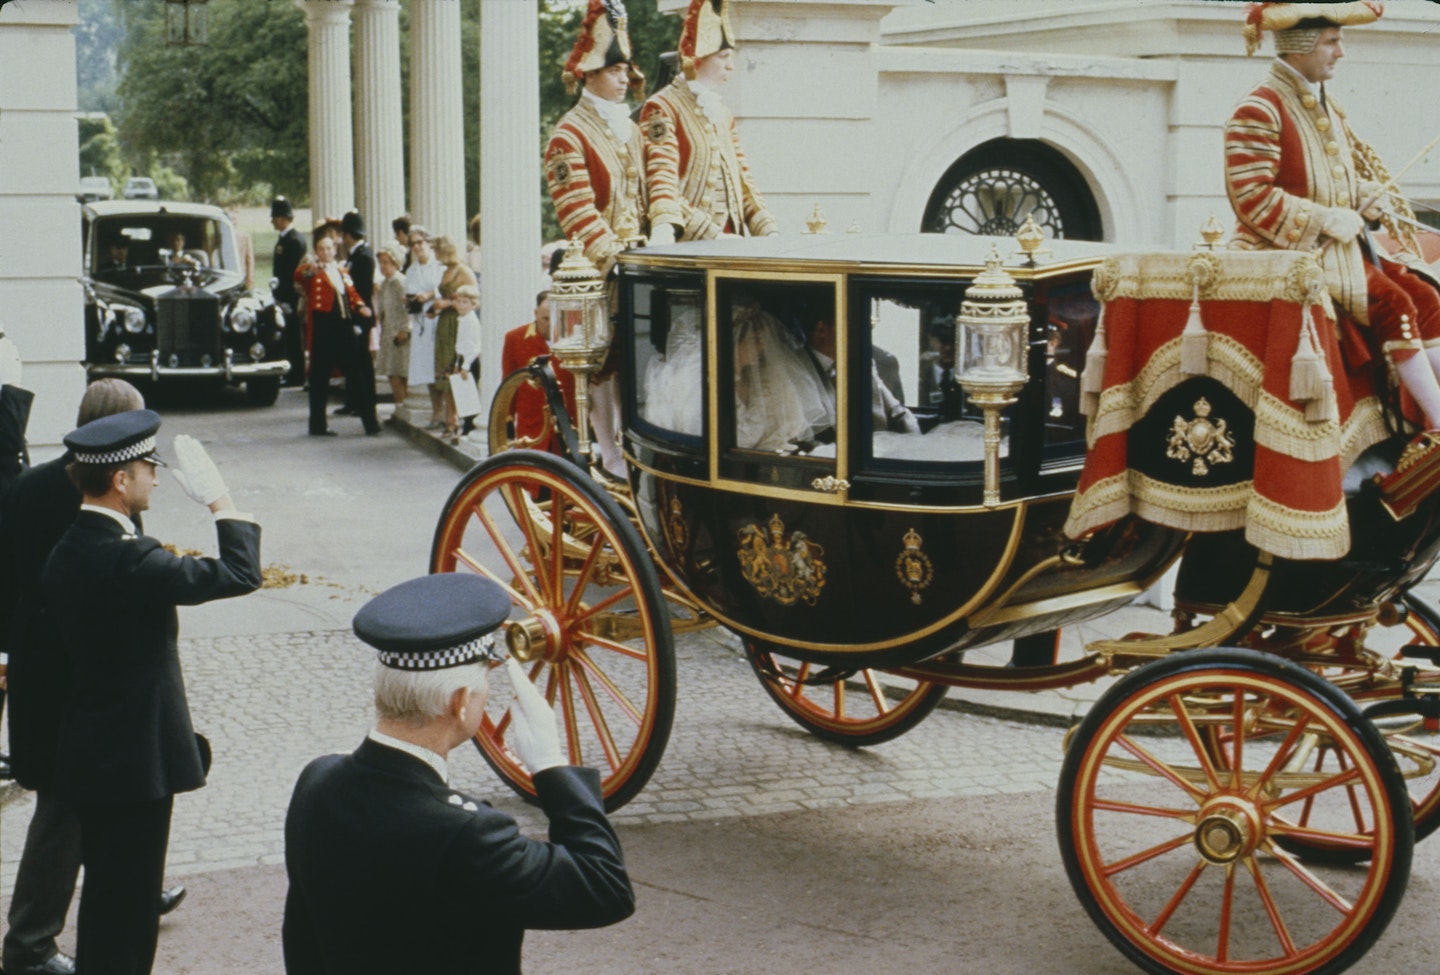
[1093,250,1332,312]
[1246,493,1350,561]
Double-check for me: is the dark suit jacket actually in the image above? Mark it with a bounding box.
[0,454,81,791]
[346,240,376,314]
[0,384,32,497]
[42,510,262,804]
[282,740,634,975]
[272,226,307,306]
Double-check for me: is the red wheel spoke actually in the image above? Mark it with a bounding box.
[1092,798,1196,820]
[1267,821,1377,852]
[573,630,650,662]
[474,497,542,607]
[549,494,567,608]
[1250,712,1315,799]
[1267,764,1365,813]
[508,484,557,607]
[1266,845,1356,915]
[570,664,623,773]
[1229,689,1248,790]
[1099,831,1194,878]
[1115,734,1208,803]
[1244,854,1299,958]
[862,671,890,714]
[570,585,639,627]
[557,662,584,766]
[451,548,529,606]
[789,663,813,702]
[1144,858,1207,936]
[1168,693,1222,791]
[570,648,644,725]
[563,527,608,616]
[1216,864,1235,963]
[833,678,845,720]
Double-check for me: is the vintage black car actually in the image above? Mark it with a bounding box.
[81,200,289,405]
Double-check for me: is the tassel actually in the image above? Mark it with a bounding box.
[1080,302,1108,417]
[1290,300,1335,418]
[1180,281,1208,376]
[1304,379,1339,423]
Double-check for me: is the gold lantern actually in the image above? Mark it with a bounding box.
[547,240,613,466]
[956,245,1030,506]
[165,0,209,46]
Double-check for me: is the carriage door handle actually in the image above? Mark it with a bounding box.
[811,476,850,493]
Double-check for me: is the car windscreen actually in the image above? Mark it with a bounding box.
[89,215,238,273]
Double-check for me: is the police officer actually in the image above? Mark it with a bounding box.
[42,411,262,975]
[271,196,308,388]
[283,573,635,974]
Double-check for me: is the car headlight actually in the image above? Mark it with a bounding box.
[230,302,258,334]
[117,305,147,334]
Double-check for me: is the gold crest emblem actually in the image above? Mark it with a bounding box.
[644,117,671,143]
[894,528,934,605]
[665,494,690,553]
[547,158,572,186]
[1166,397,1235,476]
[737,513,826,607]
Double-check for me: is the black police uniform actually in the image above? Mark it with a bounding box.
[342,229,380,430]
[41,411,262,975]
[282,573,634,974]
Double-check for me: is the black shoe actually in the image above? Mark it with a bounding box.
[308,429,337,437]
[159,884,187,916]
[0,753,10,780]
[6,951,77,975]
[332,405,356,416]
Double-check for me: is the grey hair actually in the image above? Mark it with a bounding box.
[373,661,487,727]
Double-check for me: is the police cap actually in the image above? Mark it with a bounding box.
[354,573,511,671]
[270,196,295,219]
[63,408,166,467]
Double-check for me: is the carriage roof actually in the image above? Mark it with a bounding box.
[617,232,1115,280]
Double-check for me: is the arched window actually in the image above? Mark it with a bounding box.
[922,138,1103,241]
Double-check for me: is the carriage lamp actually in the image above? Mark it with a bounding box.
[956,245,1030,507]
[165,0,209,46]
[547,239,613,466]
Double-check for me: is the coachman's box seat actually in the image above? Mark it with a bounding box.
[1064,249,1389,562]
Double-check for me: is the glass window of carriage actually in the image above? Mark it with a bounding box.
[631,278,706,444]
[715,278,839,486]
[856,280,1002,476]
[1033,277,1098,464]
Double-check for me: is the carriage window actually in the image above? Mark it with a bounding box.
[865,286,1001,465]
[718,281,837,456]
[634,283,704,438]
[1038,279,1098,447]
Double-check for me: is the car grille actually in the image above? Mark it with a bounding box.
[157,287,222,367]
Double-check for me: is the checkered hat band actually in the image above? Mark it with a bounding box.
[74,436,157,465]
[376,633,498,671]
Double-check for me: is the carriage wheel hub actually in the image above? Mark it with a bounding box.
[506,611,565,663]
[1194,799,1261,864]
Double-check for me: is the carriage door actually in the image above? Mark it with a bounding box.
[709,272,846,504]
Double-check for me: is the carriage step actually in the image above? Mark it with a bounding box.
[1396,643,1440,665]
[1363,695,1440,722]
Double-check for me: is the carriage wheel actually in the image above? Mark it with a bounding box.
[431,450,675,811]
[487,367,566,458]
[1058,648,1412,975]
[744,639,947,747]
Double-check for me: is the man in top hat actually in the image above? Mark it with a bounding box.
[1225,1,1440,428]
[41,410,262,975]
[270,196,309,387]
[641,0,777,244]
[336,209,380,423]
[282,572,634,974]
[545,0,648,478]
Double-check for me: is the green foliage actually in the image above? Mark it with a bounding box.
[76,0,122,115]
[114,0,307,204]
[78,116,127,193]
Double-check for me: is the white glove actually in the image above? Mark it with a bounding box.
[0,334,21,388]
[648,223,677,246]
[506,658,565,773]
[1357,180,1388,222]
[1320,206,1364,242]
[171,434,229,505]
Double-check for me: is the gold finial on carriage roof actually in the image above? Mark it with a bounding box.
[1196,214,1226,251]
[1014,213,1050,267]
[804,203,829,235]
[846,220,862,234]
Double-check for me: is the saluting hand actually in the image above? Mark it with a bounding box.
[506,658,565,773]
[171,435,230,507]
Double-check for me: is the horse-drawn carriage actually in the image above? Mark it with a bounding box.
[429,225,1440,975]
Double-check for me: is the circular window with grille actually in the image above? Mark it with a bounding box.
[922,138,1102,241]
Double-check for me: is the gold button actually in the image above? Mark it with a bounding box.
[1325,142,1339,156]
[1301,94,1317,108]
[1287,229,1301,242]
[1316,117,1331,132]
[1296,212,1309,226]
[626,167,637,179]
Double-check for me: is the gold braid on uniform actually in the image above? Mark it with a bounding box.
[1346,120,1422,258]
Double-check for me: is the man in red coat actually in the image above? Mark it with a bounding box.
[501,291,577,456]
[1225,0,1440,428]
[294,235,377,437]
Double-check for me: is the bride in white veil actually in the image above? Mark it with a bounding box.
[732,301,834,451]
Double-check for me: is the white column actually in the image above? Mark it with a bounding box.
[478,0,542,414]
[0,0,85,450]
[409,0,466,245]
[297,0,356,222]
[352,0,405,233]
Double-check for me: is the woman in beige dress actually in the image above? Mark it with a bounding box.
[426,236,478,440]
[372,243,410,409]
